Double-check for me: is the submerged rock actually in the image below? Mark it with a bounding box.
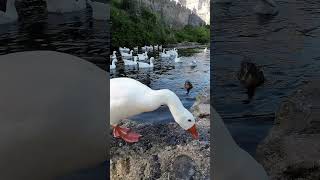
[256,81,320,180]
[110,87,210,179]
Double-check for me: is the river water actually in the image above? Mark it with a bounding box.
[0,0,109,70]
[110,48,210,124]
[212,0,320,155]
[0,1,109,179]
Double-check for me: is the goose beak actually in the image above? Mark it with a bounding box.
[187,124,199,139]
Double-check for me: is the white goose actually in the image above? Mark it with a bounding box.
[0,0,18,24]
[138,57,154,69]
[110,59,116,70]
[138,52,148,61]
[212,108,269,180]
[119,47,130,53]
[204,47,207,53]
[160,49,170,58]
[121,50,133,59]
[174,55,182,63]
[0,51,105,179]
[110,77,199,142]
[45,0,87,13]
[87,0,109,20]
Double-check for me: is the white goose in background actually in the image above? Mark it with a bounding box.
[0,0,18,24]
[119,47,130,53]
[141,45,147,52]
[212,108,269,180]
[110,59,116,70]
[203,47,207,53]
[87,0,109,20]
[110,51,117,60]
[138,52,148,61]
[254,0,278,15]
[121,50,133,59]
[110,77,199,142]
[160,49,170,58]
[123,58,136,66]
[174,54,181,63]
[45,0,87,13]
[168,48,178,58]
[138,57,154,69]
[189,60,197,67]
[0,51,106,179]
[133,46,138,52]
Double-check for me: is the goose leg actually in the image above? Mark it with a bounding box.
[112,125,142,143]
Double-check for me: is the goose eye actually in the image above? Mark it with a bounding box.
[188,119,192,122]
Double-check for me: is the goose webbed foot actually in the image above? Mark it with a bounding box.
[112,126,142,143]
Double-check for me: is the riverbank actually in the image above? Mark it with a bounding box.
[256,80,320,180]
[110,87,210,179]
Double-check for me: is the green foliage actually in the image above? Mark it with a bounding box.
[111,0,209,49]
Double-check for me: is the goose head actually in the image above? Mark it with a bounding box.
[174,107,198,139]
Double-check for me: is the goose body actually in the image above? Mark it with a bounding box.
[138,57,154,68]
[110,59,116,70]
[87,0,109,20]
[160,50,170,58]
[110,77,199,142]
[212,108,269,180]
[138,52,148,61]
[174,56,182,63]
[45,0,87,13]
[123,59,137,66]
[119,47,130,53]
[254,0,278,15]
[110,51,117,60]
[0,0,18,24]
[121,50,133,59]
[0,51,106,179]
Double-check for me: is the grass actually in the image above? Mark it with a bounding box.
[111,0,209,49]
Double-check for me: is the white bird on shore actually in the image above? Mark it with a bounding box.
[0,51,106,179]
[110,77,199,143]
[212,108,269,180]
[45,0,87,13]
[119,47,130,53]
[0,0,18,24]
[138,57,154,69]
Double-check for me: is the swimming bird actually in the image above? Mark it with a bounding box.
[253,0,278,15]
[110,77,199,143]
[238,61,265,100]
[45,0,87,13]
[87,0,109,20]
[174,55,182,63]
[0,51,106,179]
[110,59,116,70]
[184,80,193,95]
[204,47,207,53]
[119,47,130,53]
[160,49,170,58]
[0,0,18,24]
[189,60,197,67]
[138,57,154,69]
[121,50,133,59]
[212,108,269,180]
[110,51,117,60]
[138,52,148,61]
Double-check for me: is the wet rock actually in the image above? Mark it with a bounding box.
[171,155,196,180]
[110,86,210,179]
[256,80,320,180]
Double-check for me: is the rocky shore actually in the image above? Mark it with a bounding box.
[256,81,320,180]
[110,87,210,180]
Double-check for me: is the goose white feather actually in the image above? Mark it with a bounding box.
[0,0,18,24]
[110,77,196,131]
[138,57,154,68]
[121,50,133,59]
[110,59,116,70]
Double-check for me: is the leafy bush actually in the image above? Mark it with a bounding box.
[111,0,209,49]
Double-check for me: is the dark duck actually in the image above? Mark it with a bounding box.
[184,80,193,95]
[237,61,265,101]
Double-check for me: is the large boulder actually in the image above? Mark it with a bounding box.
[110,87,210,179]
[256,81,320,180]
